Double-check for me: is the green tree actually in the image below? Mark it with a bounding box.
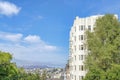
[0,51,42,80]
[0,51,19,80]
[84,14,120,80]
[41,70,47,80]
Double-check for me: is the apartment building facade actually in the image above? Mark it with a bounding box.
[68,15,104,80]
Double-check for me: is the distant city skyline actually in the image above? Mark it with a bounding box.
[0,0,120,67]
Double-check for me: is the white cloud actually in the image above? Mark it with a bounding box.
[0,32,23,42]
[24,35,41,43]
[0,31,66,66]
[44,45,57,51]
[0,1,21,16]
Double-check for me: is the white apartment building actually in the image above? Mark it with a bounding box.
[68,15,104,80]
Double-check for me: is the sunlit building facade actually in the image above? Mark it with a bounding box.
[68,15,104,80]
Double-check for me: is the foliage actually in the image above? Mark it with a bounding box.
[84,14,120,80]
[0,51,18,80]
[41,71,47,80]
[0,51,47,80]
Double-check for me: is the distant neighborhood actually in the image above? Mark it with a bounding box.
[21,65,65,80]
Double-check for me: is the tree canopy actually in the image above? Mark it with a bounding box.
[84,14,120,80]
[0,51,45,80]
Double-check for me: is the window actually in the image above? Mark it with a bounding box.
[75,75,76,80]
[79,45,80,50]
[88,25,91,30]
[79,35,80,41]
[81,25,83,30]
[79,65,81,71]
[81,55,83,60]
[79,26,80,31]
[79,55,84,60]
[79,45,84,50]
[72,74,73,79]
[75,65,76,71]
[72,33,73,37]
[79,55,80,60]
[74,46,76,51]
[79,25,85,31]
[84,25,85,30]
[81,65,84,71]
[79,76,84,80]
[79,76,80,80]
[79,35,84,41]
[81,45,84,50]
[79,65,84,71]
[74,36,76,41]
[75,55,76,61]
[81,35,83,40]
[81,76,84,79]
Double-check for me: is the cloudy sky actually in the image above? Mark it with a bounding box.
[0,0,120,67]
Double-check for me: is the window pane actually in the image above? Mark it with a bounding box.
[88,25,91,30]
[79,35,80,41]
[81,25,83,30]
[75,65,76,70]
[74,46,76,51]
[81,45,84,50]
[75,55,76,61]
[81,65,84,71]
[74,36,76,41]
[79,55,80,60]
[81,55,83,60]
[81,35,83,40]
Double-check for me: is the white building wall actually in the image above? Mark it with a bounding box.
[69,15,104,80]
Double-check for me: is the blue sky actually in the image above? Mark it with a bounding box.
[0,0,120,67]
